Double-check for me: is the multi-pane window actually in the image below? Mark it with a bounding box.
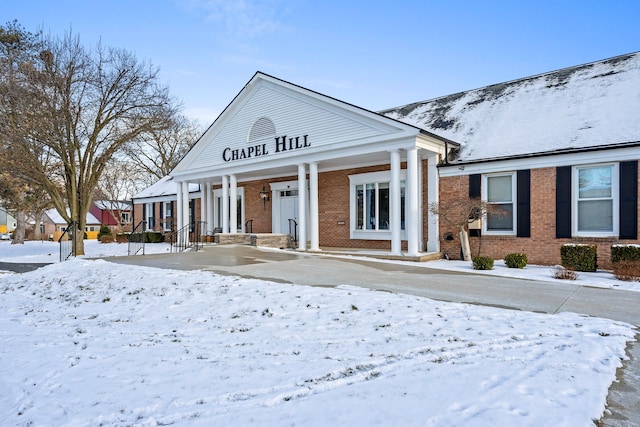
[483,173,516,233]
[163,202,173,231]
[354,181,404,231]
[145,203,153,231]
[574,164,617,234]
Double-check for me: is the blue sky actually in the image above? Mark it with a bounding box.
[4,0,640,125]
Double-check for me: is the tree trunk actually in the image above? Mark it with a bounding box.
[11,210,26,245]
[459,227,472,262]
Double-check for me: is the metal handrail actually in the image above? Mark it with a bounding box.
[127,220,147,256]
[288,218,298,244]
[58,220,79,262]
[166,221,206,253]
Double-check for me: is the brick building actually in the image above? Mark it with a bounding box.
[134,52,640,267]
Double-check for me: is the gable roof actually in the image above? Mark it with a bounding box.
[381,52,640,164]
[44,208,100,225]
[93,200,132,211]
[170,72,450,182]
[133,176,200,200]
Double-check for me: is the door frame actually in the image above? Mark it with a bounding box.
[270,180,308,235]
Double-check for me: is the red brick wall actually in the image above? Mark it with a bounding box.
[439,165,640,269]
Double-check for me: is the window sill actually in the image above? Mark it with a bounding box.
[350,230,407,241]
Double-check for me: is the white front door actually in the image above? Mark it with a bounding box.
[279,190,299,238]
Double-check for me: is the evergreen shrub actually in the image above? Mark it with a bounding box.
[611,244,640,263]
[97,224,112,241]
[560,244,597,272]
[612,260,640,281]
[504,252,527,269]
[472,256,494,270]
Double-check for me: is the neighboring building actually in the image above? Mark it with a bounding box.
[90,200,133,233]
[134,52,640,268]
[41,208,102,241]
[132,176,200,233]
[0,206,16,238]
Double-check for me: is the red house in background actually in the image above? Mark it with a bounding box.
[90,200,133,233]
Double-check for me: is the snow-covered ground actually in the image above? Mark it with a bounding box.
[0,241,636,426]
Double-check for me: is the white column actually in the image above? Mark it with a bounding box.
[176,181,183,231]
[229,174,238,234]
[297,164,307,250]
[427,154,440,252]
[309,162,319,251]
[222,175,229,233]
[206,181,214,235]
[182,181,190,243]
[390,149,401,255]
[200,182,207,237]
[406,148,419,256]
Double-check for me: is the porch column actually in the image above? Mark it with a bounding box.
[176,181,183,231]
[427,154,440,252]
[182,181,190,243]
[406,148,419,256]
[200,182,207,236]
[309,162,319,251]
[206,181,214,235]
[229,174,238,234]
[298,164,307,250]
[222,175,229,233]
[390,149,401,255]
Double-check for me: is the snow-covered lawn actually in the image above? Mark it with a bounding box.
[0,242,636,426]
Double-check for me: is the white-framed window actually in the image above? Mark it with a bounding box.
[572,163,618,237]
[482,172,516,235]
[145,202,153,231]
[163,201,173,231]
[213,187,245,232]
[120,211,131,224]
[349,170,406,240]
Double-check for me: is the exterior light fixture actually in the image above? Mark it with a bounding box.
[259,185,270,209]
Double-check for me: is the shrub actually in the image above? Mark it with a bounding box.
[553,265,577,280]
[97,224,112,241]
[128,231,164,243]
[612,260,640,281]
[611,244,640,263]
[472,256,494,270]
[504,252,527,269]
[115,233,128,243]
[560,244,597,272]
[100,234,115,243]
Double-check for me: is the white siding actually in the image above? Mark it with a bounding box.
[176,81,407,173]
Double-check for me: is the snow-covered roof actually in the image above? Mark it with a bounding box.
[93,200,132,211]
[133,176,200,200]
[44,208,101,225]
[381,52,640,163]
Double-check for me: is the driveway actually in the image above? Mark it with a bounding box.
[106,245,639,426]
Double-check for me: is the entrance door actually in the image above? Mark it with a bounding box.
[279,190,299,238]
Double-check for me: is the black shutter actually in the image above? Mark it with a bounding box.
[159,202,164,229]
[469,174,481,198]
[619,161,638,239]
[152,202,156,229]
[517,169,531,237]
[556,166,572,238]
[142,204,146,227]
[171,201,175,231]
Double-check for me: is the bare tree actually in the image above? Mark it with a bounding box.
[0,22,174,254]
[429,198,505,261]
[123,114,201,183]
[97,159,145,232]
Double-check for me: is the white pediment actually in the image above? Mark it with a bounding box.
[172,73,421,178]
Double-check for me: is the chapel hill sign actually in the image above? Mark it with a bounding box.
[222,135,310,162]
